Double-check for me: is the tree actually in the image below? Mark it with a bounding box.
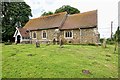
[55,5,80,14]
[113,26,120,53]
[41,11,53,16]
[41,5,80,16]
[114,26,120,42]
[2,2,32,42]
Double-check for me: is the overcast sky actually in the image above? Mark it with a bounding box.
[24,0,119,38]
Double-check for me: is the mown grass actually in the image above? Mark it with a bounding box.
[2,44,118,78]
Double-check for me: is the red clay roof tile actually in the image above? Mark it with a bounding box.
[60,10,97,29]
[23,10,97,30]
[18,28,29,37]
[23,12,67,30]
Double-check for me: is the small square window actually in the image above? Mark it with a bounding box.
[65,31,73,38]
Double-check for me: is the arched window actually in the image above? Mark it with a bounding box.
[33,32,36,38]
[42,30,47,39]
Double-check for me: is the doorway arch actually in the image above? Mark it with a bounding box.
[17,35,21,43]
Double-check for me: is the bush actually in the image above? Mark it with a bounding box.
[106,38,115,45]
[100,38,115,45]
[100,38,104,43]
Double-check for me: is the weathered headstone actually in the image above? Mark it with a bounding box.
[53,38,56,45]
[102,38,106,48]
[60,39,63,48]
[36,40,40,48]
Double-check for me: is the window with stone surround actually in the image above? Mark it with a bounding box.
[33,32,36,38]
[42,30,47,39]
[64,30,73,39]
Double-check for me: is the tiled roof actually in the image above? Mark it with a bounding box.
[23,12,67,30]
[23,10,97,30]
[60,10,97,29]
[18,28,29,37]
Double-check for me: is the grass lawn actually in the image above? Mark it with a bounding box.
[2,44,118,78]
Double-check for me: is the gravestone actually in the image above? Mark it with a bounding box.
[60,39,63,48]
[82,69,91,74]
[36,40,40,48]
[53,38,56,45]
[102,38,106,48]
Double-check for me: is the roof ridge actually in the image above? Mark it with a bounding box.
[31,12,67,20]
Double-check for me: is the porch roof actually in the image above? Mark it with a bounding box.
[18,28,29,37]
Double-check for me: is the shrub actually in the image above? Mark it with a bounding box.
[100,38,115,45]
[100,38,104,43]
[106,38,115,45]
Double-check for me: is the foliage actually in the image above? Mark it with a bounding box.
[113,27,120,42]
[106,38,115,45]
[41,5,80,16]
[55,5,80,14]
[41,11,53,16]
[2,2,32,42]
[105,26,120,45]
[100,37,116,45]
[100,38,104,43]
[2,44,118,78]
